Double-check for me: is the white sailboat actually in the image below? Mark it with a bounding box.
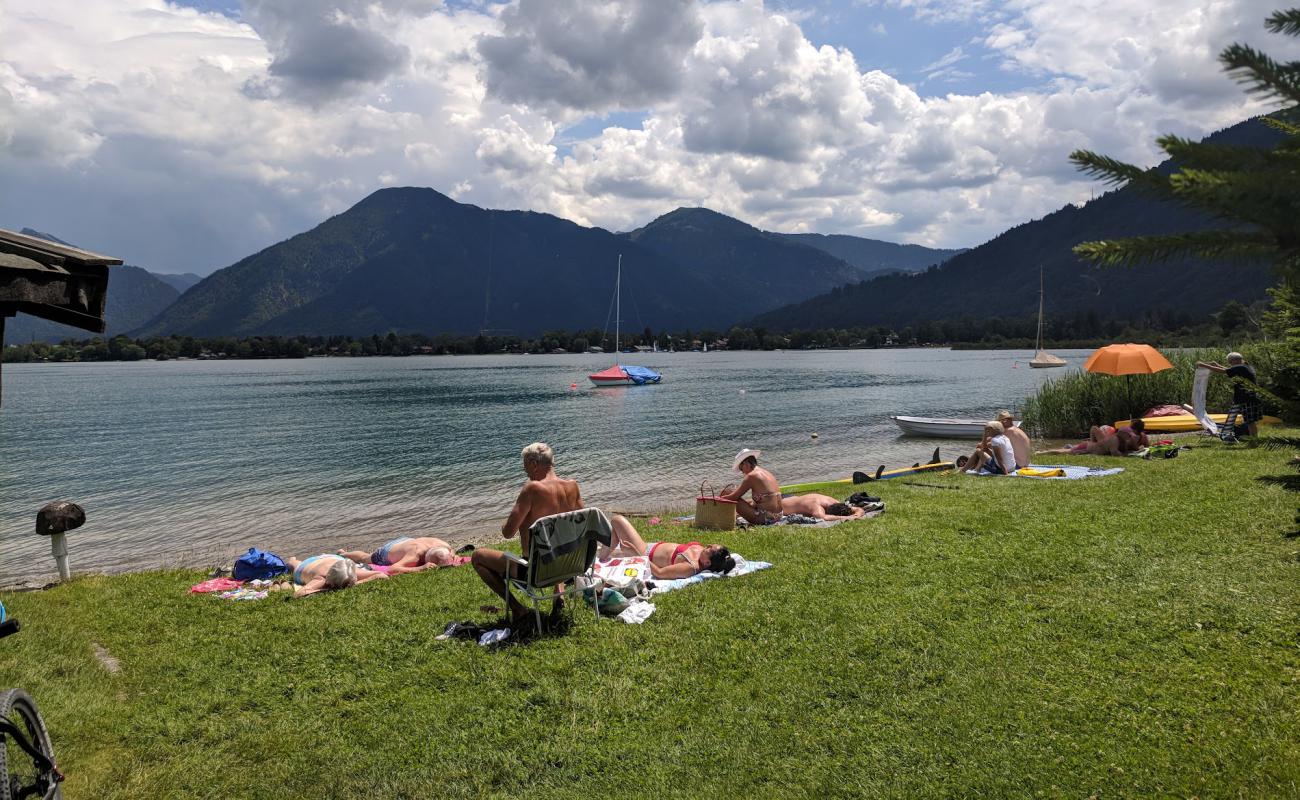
[1029,267,1066,369]
[588,255,663,387]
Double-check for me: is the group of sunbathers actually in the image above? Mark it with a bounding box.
[282,536,459,597]
[283,441,868,624]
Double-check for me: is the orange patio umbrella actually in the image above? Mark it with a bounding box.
[1082,343,1174,421]
[1082,343,1174,375]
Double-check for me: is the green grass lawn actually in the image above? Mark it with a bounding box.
[2,438,1298,798]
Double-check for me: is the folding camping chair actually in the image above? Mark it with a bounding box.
[503,508,612,635]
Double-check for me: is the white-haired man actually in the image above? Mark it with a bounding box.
[471,442,583,625]
[339,536,455,575]
[1198,352,1261,436]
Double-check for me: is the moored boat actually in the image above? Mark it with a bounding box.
[588,254,663,387]
[890,415,1020,438]
[1029,267,1066,368]
[588,364,663,387]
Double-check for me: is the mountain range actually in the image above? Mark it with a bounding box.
[753,117,1279,332]
[132,192,956,338]
[9,117,1280,343]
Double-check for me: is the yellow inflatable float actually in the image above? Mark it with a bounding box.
[1113,413,1282,433]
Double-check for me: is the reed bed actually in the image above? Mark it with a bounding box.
[1022,349,1235,438]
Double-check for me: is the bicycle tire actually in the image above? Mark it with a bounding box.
[0,688,61,800]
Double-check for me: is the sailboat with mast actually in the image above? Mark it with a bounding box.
[1029,267,1066,368]
[588,255,663,387]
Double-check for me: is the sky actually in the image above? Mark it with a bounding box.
[0,0,1294,275]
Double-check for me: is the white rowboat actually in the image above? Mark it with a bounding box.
[890,415,1020,439]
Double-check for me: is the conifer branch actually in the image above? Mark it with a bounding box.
[1265,8,1300,36]
[1220,44,1300,105]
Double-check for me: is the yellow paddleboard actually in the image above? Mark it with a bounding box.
[1113,413,1282,433]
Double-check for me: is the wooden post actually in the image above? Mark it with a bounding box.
[1,314,6,409]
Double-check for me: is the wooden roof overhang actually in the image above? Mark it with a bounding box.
[0,228,121,332]
[0,228,122,407]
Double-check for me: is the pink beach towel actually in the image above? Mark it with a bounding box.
[190,578,243,593]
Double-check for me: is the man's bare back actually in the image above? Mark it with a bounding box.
[473,442,583,625]
[505,475,583,550]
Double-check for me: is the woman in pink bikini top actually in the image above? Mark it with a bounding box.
[600,514,737,580]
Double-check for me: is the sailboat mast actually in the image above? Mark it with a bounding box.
[1036,267,1045,352]
[615,254,621,354]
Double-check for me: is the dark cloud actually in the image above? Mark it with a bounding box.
[477,0,703,112]
[242,0,419,103]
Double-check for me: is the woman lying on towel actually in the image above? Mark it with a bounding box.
[598,514,736,579]
[286,554,388,598]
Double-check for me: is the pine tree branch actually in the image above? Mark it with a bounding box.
[1157,134,1300,171]
[1167,169,1300,231]
[1073,230,1277,267]
[1220,44,1300,105]
[1069,150,1170,193]
[1261,116,1300,137]
[1265,8,1300,36]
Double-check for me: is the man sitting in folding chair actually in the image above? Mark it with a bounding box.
[471,442,584,627]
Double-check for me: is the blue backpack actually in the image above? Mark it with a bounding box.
[233,547,287,581]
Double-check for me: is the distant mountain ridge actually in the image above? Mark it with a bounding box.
[5,228,181,342]
[153,272,203,293]
[137,191,940,338]
[775,232,964,276]
[753,117,1281,332]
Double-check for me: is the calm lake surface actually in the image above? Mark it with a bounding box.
[0,349,1088,583]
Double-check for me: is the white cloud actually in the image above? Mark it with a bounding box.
[0,0,1295,273]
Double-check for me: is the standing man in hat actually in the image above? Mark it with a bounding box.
[720,449,783,525]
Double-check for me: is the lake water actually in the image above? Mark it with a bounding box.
[0,349,1087,583]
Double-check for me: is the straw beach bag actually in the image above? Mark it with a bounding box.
[695,482,737,531]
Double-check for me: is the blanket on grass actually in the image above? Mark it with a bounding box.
[646,555,772,595]
[1011,464,1124,480]
[675,508,882,528]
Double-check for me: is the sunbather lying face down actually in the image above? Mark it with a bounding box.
[1039,422,1146,456]
[287,554,388,598]
[779,493,865,520]
[599,514,735,579]
[338,536,454,575]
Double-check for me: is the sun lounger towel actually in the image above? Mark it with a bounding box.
[648,555,772,595]
[1011,464,1124,480]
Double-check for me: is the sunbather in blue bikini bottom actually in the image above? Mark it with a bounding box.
[370,537,412,566]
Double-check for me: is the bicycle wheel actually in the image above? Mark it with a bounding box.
[0,688,61,800]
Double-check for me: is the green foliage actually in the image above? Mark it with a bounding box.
[1070,8,1300,286]
[0,444,1296,797]
[1021,346,1289,437]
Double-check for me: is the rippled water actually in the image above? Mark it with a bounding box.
[0,349,1086,582]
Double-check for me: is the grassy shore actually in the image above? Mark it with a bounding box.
[1,437,1297,798]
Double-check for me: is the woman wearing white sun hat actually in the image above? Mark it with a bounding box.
[718,448,783,525]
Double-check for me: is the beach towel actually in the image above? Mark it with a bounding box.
[530,508,613,564]
[1193,367,1218,434]
[1014,467,1065,478]
[190,578,243,594]
[1010,464,1124,480]
[648,555,772,595]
